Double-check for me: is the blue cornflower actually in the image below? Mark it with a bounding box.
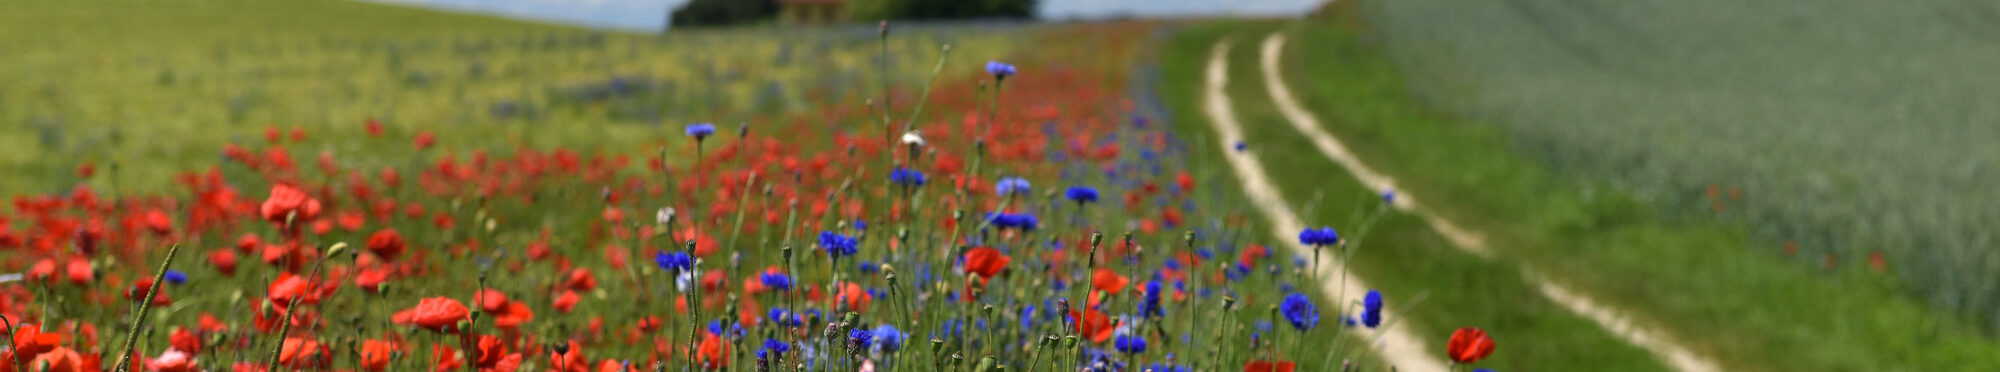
[760,272,794,291]
[1298,226,1340,246]
[708,320,726,335]
[985,61,1016,80]
[163,270,188,285]
[764,338,788,354]
[995,177,1031,197]
[1233,141,1247,152]
[988,212,1040,232]
[655,251,693,272]
[685,122,716,140]
[847,328,874,350]
[858,261,880,274]
[818,231,858,258]
[1065,186,1099,203]
[1362,290,1384,328]
[1381,189,1397,204]
[854,220,868,230]
[873,325,905,352]
[768,308,795,326]
[1114,334,1147,354]
[1141,279,1165,318]
[1148,364,1190,372]
[1280,292,1320,331]
[889,167,927,187]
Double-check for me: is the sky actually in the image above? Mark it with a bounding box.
[358,0,1327,31]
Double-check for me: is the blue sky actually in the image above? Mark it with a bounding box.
[358,0,1327,31]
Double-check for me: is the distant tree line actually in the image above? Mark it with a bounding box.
[670,0,1035,27]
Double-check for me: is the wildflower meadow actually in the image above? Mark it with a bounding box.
[0,4,1506,370]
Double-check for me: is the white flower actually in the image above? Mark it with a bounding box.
[900,131,926,146]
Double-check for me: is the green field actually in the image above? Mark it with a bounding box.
[1361,0,2000,328]
[1142,4,2000,370]
[0,0,1012,194]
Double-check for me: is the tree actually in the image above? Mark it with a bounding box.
[669,0,779,27]
[850,0,1037,21]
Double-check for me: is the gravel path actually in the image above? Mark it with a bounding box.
[1253,33,1722,372]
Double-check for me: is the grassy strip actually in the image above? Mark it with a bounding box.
[1157,20,1669,371]
[1261,18,2000,370]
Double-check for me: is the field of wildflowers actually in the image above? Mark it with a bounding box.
[0,2,1499,371]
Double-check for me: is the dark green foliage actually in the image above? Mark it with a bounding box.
[851,0,1037,21]
[670,0,779,27]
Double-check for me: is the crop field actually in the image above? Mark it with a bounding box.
[1362,0,2000,328]
[0,0,1014,194]
[0,1,1435,372]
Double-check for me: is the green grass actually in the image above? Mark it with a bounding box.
[1155,20,1670,371]
[0,0,1013,194]
[1198,16,2000,370]
[1359,0,2000,328]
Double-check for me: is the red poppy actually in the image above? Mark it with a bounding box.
[392,297,470,332]
[259,184,322,226]
[1447,327,1496,364]
[169,327,201,355]
[365,118,384,137]
[141,209,173,236]
[354,267,390,293]
[553,290,580,313]
[963,247,1010,279]
[267,274,318,312]
[414,131,436,150]
[1066,309,1115,344]
[359,340,395,372]
[564,268,597,291]
[11,325,63,361]
[26,258,55,282]
[209,249,238,276]
[836,282,871,313]
[30,347,83,372]
[695,331,730,369]
[277,337,330,369]
[64,259,92,285]
[148,349,198,372]
[434,345,465,371]
[473,335,508,369]
[1091,269,1129,295]
[365,229,406,261]
[126,278,172,307]
[1243,360,1296,372]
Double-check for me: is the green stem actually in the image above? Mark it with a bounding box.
[110,243,181,372]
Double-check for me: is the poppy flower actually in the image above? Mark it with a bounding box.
[564,268,597,291]
[147,349,198,372]
[126,278,173,307]
[392,297,469,332]
[553,291,580,313]
[64,259,92,285]
[259,184,322,226]
[365,118,384,137]
[359,340,395,372]
[836,283,871,313]
[277,337,330,369]
[963,247,1010,279]
[1242,360,1296,372]
[141,209,173,236]
[414,131,436,150]
[365,229,405,260]
[29,346,83,372]
[1447,327,1496,364]
[169,327,201,355]
[1066,309,1115,344]
[267,274,318,312]
[26,258,55,282]
[695,331,730,369]
[474,335,512,369]
[1091,269,1129,295]
[11,325,63,360]
[209,249,237,276]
